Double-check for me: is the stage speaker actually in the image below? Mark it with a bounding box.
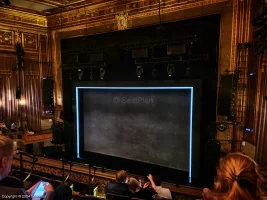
[106,46,122,66]
[42,78,54,106]
[132,48,148,58]
[167,44,186,55]
[217,74,234,117]
[90,53,103,62]
[205,139,221,187]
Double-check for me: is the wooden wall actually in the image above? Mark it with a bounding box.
[0,7,49,131]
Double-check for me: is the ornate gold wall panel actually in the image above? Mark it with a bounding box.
[0,30,14,47]
[22,32,38,51]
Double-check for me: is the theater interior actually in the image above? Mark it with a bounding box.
[0,0,267,199]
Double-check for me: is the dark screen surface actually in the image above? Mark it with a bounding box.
[82,88,192,171]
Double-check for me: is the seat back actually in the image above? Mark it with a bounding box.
[0,175,23,188]
[73,194,106,200]
[106,193,131,200]
[154,194,172,200]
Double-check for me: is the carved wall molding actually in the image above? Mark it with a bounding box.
[47,0,229,30]
[0,8,47,29]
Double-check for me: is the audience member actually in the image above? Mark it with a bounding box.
[153,175,172,200]
[212,152,262,200]
[0,135,54,200]
[105,170,132,197]
[54,184,73,200]
[128,174,156,200]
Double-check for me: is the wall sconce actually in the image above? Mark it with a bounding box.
[167,64,175,77]
[78,69,83,80]
[100,68,105,80]
[19,99,25,105]
[136,66,143,78]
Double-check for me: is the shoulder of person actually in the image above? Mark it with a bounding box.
[0,186,25,195]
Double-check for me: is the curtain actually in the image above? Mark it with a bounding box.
[24,59,41,132]
[0,54,19,126]
[255,54,267,164]
[0,54,41,131]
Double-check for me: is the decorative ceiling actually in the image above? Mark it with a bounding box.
[6,0,87,14]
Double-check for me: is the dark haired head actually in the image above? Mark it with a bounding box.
[153,175,161,186]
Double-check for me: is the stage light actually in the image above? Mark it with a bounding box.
[167,64,175,77]
[216,121,227,132]
[100,68,105,80]
[136,66,143,78]
[245,128,253,133]
[78,69,83,80]
[249,72,256,76]
[90,69,93,80]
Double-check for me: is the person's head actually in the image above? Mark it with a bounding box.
[128,178,141,193]
[55,184,72,200]
[153,175,161,186]
[0,135,14,180]
[213,152,262,200]
[202,188,211,198]
[116,170,127,183]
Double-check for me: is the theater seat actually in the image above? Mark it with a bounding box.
[106,193,131,200]
[73,194,106,200]
[131,198,146,200]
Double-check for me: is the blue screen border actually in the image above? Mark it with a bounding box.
[75,86,193,182]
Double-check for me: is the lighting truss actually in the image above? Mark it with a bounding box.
[134,54,209,65]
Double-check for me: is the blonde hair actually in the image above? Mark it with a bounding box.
[116,170,127,183]
[213,153,261,200]
[203,188,211,197]
[0,136,14,158]
[128,178,141,192]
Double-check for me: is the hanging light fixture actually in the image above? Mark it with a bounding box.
[167,64,175,77]
[78,69,83,80]
[100,68,105,80]
[152,66,156,79]
[90,68,93,80]
[136,66,143,78]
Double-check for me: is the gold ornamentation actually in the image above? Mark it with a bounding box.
[15,29,22,43]
[230,0,238,71]
[47,0,228,30]
[22,33,38,50]
[0,8,47,28]
[115,12,129,30]
[0,30,13,46]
